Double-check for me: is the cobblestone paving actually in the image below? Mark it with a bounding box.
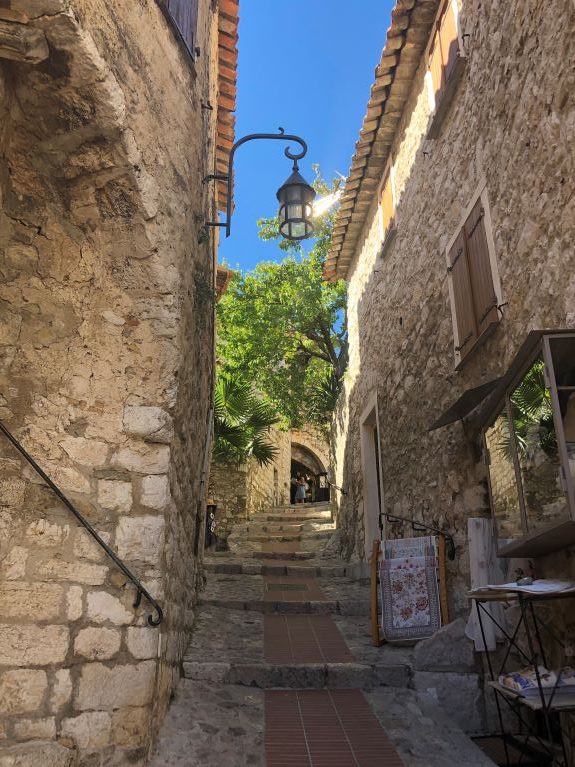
[151,503,496,766]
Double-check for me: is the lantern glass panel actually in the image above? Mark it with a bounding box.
[288,204,303,220]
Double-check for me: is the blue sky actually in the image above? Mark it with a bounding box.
[218,0,394,272]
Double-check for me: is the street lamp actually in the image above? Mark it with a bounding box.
[204,128,315,241]
[276,161,316,241]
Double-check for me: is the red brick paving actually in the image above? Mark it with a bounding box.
[265,689,405,766]
[264,576,325,602]
[264,615,354,664]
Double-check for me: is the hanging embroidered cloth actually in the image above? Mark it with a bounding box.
[380,536,441,641]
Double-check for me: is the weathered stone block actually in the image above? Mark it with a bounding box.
[0,625,69,666]
[97,479,132,513]
[50,668,72,712]
[111,445,169,475]
[116,516,164,566]
[86,591,133,625]
[111,706,149,747]
[0,669,47,714]
[140,475,170,510]
[73,529,111,561]
[414,618,476,672]
[126,627,158,659]
[61,710,111,749]
[74,627,121,660]
[0,477,25,508]
[59,436,109,468]
[66,585,84,621]
[413,671,484,734]
[0,742,76,767]
[76,661,156,710]
[13,717,56,740]
[123,406,173,444]
[2,547,28,580]
[37,559,107,585]
[0,582,63,620]
[25,519,70,547]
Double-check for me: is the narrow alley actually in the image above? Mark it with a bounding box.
[151,501,494,766]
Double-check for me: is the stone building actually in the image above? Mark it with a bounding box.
[0,0,238,764]
[326,0,574,628]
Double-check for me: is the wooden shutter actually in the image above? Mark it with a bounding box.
[448,229,477,358]
[464,199,498,336]
[439,0,459,85]
[380,172,394,238]
[166,0,199,55]
[429,31,444,99]
[429,0,459,102]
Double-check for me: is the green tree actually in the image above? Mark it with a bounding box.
[213,371,279,467]
[217,172,347,429]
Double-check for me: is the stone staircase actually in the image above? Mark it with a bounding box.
[151,503,496,766]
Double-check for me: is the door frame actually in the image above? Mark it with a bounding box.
[360,393,385,560]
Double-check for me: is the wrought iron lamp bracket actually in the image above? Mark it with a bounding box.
[384,511,456,561]
[203,128,308,237]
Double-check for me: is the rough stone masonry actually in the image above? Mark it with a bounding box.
[0,0,231,764]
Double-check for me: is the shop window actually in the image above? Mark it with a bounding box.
[426,0,466,138]
[483,332,575,557]
[161,0,199,58]
[447,190,501,368]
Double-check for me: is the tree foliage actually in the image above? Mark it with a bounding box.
[217,171,347,429]
[213,371,279,467]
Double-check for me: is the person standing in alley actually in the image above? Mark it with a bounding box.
[294,474,306,504]
[290,475,298,505]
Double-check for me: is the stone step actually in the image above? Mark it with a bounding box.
[247,530,334,543]
[250,550,315,560]
[200,596,342,614]
[182,659,410,689]
[262,502,331,511]
[203,560,367,578]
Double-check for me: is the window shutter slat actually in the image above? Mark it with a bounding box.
[464,200,498,336]
[166,0,199,54]
[381,172,394,237]
[449,229,477,357]
[439,1,459,84]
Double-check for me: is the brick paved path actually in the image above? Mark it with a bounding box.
[151,503,495,766]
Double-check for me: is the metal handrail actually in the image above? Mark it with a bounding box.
[327,480,347,495]
[0,420,163,626]
[384,510,456,561]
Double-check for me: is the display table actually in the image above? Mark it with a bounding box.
[469,586,575,766]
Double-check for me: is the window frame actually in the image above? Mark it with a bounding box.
[482,332,575,557]
[445,180,503,369]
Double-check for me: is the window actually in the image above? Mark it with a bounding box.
[446,189,501,367]
[482,332,575,557]
[162,0,199,58]
[426,0,465,137]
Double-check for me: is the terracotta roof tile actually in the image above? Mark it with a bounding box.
[216,0,239,212]
[324,0,440,279]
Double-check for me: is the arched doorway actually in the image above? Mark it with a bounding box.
[290,443,328,503]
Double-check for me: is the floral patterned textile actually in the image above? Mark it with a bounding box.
[380,554,441,641]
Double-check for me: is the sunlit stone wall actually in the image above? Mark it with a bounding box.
[0,0,220,763]
[333,0,575,615]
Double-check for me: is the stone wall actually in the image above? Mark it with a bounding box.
[333,0,575,622]
[0,0,221,763]
[210,425,291,538]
